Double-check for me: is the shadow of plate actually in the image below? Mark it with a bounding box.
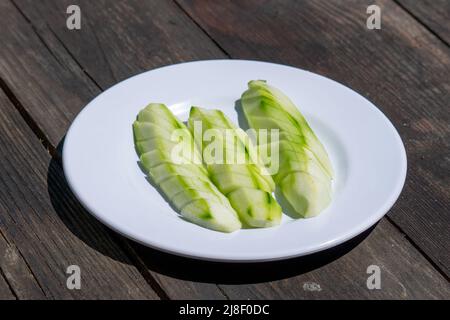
[49,132,374,285]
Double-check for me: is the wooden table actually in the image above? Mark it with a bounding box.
[0,0,448,300]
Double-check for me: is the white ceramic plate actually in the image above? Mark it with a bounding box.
[63,60,407,262]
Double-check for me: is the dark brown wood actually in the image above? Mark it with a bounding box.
[0,88,158,299]
[1,0,448,299]
[0,230,45,299]
[397,0,450,45]
[3,0,227,299]
[0,273,16,300]
[0,233,18,300]
[219,219,450,299]
[177,0,450,277]
[6,0,226,147]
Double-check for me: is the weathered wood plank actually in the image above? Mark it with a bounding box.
[397,0,450,45]
[0,273,16,300]
[219,219,450,299]
[4,0,227,299]
[177,0,450,277]
[128,219,450,299]
[0,230,45,299]
[5,0,449,299]
[0,88,158,299]
[7,0,226,147]
[0,234,18,300]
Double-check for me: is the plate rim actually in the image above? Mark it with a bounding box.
[62,59,408,262]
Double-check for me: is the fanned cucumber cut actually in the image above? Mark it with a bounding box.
[133,103,241,232]
[188,106,281,228]
[241,80,333,218]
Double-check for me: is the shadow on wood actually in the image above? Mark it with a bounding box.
[48,138,374,284]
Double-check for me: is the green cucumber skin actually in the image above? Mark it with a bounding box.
[243,80,334,177]
[134,103,241,232]
[188,107,281,228]
[241,81,333,218]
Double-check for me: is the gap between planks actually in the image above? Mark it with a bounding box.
[4,0,228,300]
[2,0,447,297]
[173,0,450,280]
[2,3,169,299]
[6,0,447,285]
[393,0,450,48]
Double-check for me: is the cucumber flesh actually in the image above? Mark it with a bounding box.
[280,172,332,218]
[210,170,272,194]
[244,80,334,177]
[137,103,181,127]
[241,80,333,217]
[181,199,242,233]
[133,121,178,142]
[188,106,281,228]
[172,188,226,208]
[228,188,281,227]
[134,103,240,232]
[159,175,220,199]
[140,146,198,169]
[258,141,331,183]
[247,116,300,136]
[148,163,209,184]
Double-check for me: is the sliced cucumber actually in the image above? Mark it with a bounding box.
[148,163,208,183]
[227,188,281,227]
[247,115,300,136]
[134,103,240,232]
[188,106,281,228]
[181,199,241,233]
[159,175,219,198]
[209,165,275,197]
[210,171,272,194]
[244,80,334,177]
[140,145,195,169]
[137,103,181,127]
[241,80,333,217]
[279,172,332,218]
[133,121,177,142]
[258,141,331,183]
[172,188,225,208]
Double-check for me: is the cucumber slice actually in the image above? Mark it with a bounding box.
[134,103,241,232]
[133,121,178,142]
[140,144,196,169]
[208,164,275,193]
[172,188,225,208]
[227,188,281,227]
[280,172,332,218]
[243,80,334,177]
[247,116,300,136]
[181,199,241,233]
[242,97,299,129]
[159,175,219,197]
[241,80,333,217]
[188,106,281,228]
[259,141,331,183]
[137,103,181,127]
[210,171,272,194]
[148,163,209,184]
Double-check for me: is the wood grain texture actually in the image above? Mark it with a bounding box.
[126,219,450,299]
[0,273,16,300]
[4,0,226,148]
[4,0,227,299]
[0,89,158,299]
[177,0,450,277]
[397,0,450,44]
[0,231,45,299]
[2,0,448,299]
[219,219,450,299]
